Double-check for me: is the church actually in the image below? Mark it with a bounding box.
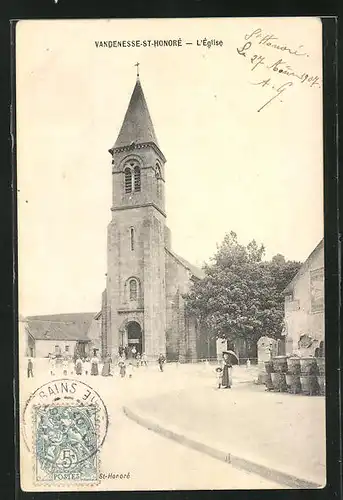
[24,72,216,363]
[98,72,214,362]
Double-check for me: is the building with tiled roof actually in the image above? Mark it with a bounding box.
[25,313,98,358]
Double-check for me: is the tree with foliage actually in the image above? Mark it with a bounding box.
[184,231,301,345]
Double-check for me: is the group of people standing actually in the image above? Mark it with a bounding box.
[27,348,168,379]
[74,354,106,376]
[27,350,235,388]
[73,353,111,377]
[116,349,151,378]
[72,349,156,378]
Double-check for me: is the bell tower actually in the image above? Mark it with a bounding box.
[104,72,167,360]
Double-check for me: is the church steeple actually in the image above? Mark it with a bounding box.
[110,70,166,217]
[110,76,160,152]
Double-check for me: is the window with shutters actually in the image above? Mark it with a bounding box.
[134,165,141,192]
[124,168,132,193]
[124,161,141,194]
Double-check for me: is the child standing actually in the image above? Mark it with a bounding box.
[62,357,68,376]
[141,352,148,367]
[49,355,56,376]
[127,362,134,378]
[84,357,91,376]
[215,366,223,389]
[118,359,126,378]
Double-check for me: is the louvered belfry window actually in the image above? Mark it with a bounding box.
[124,167,132,193]
[129,279,138,300]
[134,165,141,192]
[124,162,141,193]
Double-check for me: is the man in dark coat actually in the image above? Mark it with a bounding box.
[124,345,129,359]
[158,353,166,372]
[27,358,34,378]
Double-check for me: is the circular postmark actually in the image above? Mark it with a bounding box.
[22,379,109,480]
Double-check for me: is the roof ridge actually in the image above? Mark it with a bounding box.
[283,238,324,293]
[165,248,204,279]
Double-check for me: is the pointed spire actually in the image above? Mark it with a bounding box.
[112,74,159,150]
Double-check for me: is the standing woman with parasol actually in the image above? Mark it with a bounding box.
[222,350,239,388]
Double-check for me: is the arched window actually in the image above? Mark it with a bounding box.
[130,227,135,251]
[156,164,162,199]
[134,166,141,192]
[124,168,132,193]
[129,279,138,301]
[155,165,161,179]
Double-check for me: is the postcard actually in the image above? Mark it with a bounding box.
[16,17,324,491]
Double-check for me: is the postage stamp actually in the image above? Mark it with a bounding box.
[21,379,108,488]
[33,404,98,483]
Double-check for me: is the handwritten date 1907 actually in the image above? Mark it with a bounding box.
[237,42,320,88]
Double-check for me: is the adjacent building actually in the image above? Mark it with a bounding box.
[283,239,324,357]
[25,313,96,358]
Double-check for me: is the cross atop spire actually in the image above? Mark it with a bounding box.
[134,62,140,79]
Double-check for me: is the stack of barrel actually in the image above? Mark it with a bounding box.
[316,357,326,395]
[264,356,325,395]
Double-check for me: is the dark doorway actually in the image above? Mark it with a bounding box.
[76,341,87,358]
[247,340,258,364]
[278,338,286,356]
[127,321,143,357]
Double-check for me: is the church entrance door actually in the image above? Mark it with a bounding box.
[127,321,143,358]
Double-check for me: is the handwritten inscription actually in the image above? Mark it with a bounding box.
[251,79,293,113]
[237,28,321,113]
[244,28,310,58]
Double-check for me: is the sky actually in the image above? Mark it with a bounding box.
[16,18,323,316]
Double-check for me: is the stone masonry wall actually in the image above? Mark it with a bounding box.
[284,243,324,356]
[165,250,198,361]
